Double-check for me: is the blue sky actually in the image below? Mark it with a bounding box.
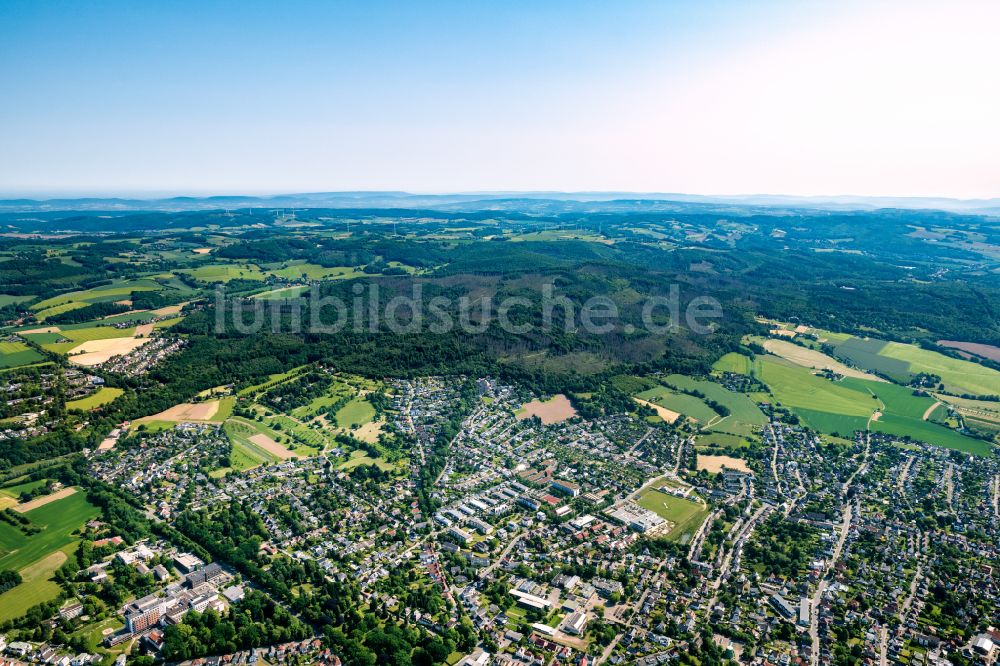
[2,1,998,197]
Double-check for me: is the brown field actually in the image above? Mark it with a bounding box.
[97,436,118,451]
[151,303,185,316]
[0,496,17,510]
[516,394,577,424]
[249,433,295,459]
[351,420,385,443]
[20,326,61,334]
[137,400,221,424]
[13,486,77,513]
[937,340,1000,363]
[633,397,681,423]
[696,455,750,473]
[192,247,212,254]
[68,337,151,366]
[763,339,886,381]
[134,323,154,337]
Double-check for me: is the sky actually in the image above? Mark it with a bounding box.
[1,0,998,198]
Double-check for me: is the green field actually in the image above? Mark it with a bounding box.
[635,386,719,423]
[34,301,89,321]
[712,352,752,375]
[0,294,35,307]
[32,279,163,311]
[662,374,766,435]
[251,285,310,299]
[222,419,283,471]
[0,490,100,622]
[266,262,364,281]
[335,396,377,428]
[635,490,709,543]
[66,387,124,411]
[754,355,991,454]
[0,341,45,368]
[832,334,1000,396]
[178,264,268,282]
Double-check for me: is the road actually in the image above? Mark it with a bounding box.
[993,475,1000,518]
[811,431,866,666]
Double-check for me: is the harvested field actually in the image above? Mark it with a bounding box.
[697,455,750,473]
[67,336,150,366]
[633,397,681,423]
[764,339,886,381]
[192,248,212,254]
[249,433,295,459]
[20,326,61,334]
[134,323,154,336]
[516,394,577,424]
[937,340,1000,363]
[151,303,185,316]
[140,400,220,423]
[13,487,77,513]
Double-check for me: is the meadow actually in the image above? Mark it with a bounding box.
[66,387,124,411]
[712,352,751,375]
[0,341,45,368]
[831,333,1000,396]
[0,490,100,622]
[754,355,991,454]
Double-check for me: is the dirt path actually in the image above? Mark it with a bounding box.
[943,463,955,510]
[13,486,77,513]
[922,401,942,421]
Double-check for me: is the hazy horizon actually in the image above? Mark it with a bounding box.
[3,0,999,197]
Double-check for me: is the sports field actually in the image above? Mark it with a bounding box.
[635,490,709,543]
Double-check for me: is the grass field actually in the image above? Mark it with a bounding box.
[634,386,719,423]
[338,449,397,472]
[754,355,990,454]
[251,285,310,299]
[34,301,89,321]
[66,387,124,411]
[178,264,268,282]
[0,491,100,622]
[0,294,34,307]
[0,341,45,368]
[222,419,283,471]
[635,490,709,543]
[266,262,364,281]
[663,374,767,435]
[32,279,164,311]
[712,352,752,375]
[334,396,377,428]
[832,334,1000,396]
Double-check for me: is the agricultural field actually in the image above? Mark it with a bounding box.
[222,418,297,472]
[515,394,577,424]
[0,490,100,622]
[634,490,709,543]
[753,355,991,454]
[830,333,1000,396]
[634,385,719,424]
[32,279,166,312]
[762,338,885,381]
[65,386,124,411]
[661,374,767,436]
[712,352,751,375]
[0,340,45,368]
[265,262,363,281]
[177,263,268,282]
